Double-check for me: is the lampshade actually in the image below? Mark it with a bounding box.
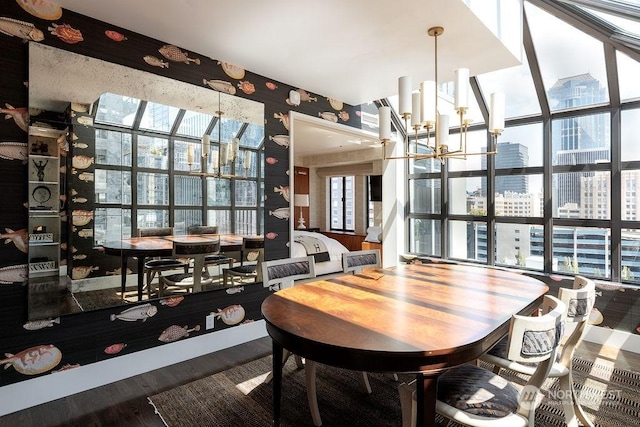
[294,194,310,207]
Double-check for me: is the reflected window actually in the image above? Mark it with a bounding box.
[137,209,169,229]
[208,210,232,234]
[137,172,169,205]
[95,93,141,127]
[94,208,131,245]
[95,170,131,204]
[174,210,203,235]
[139,101,180,133]
[239,123,265,148]
[409,179,441,214]
[207,177,231,206]
[235,180,257,207]
[174,175,202,206]
[95,130,131,166]
[176,110,213,138]
[137,136,169,169]
[330,176,355,231]
[552,226,611,279]
[409,219,441,257]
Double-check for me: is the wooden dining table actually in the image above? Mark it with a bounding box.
[101,234,246,301]
[261,262,549,427]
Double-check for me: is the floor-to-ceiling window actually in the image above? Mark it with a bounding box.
[402,0,640,284]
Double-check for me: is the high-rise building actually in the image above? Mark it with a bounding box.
[481,141,528,196]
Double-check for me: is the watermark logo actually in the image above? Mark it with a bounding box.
[520,384,622,410]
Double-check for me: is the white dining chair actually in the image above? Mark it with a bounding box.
[480,276,596,427]
[342,249,381,274]
[398,295,566,427]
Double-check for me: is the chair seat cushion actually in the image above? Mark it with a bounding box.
[205,255,232,264]
[163,273,212,287]
[228,265,256,275]
[437,364,519,418]
[145,258,187,269]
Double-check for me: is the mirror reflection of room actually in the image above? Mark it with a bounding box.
[28,43,265,319]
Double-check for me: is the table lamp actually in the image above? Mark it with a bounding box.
[294,194,309,229]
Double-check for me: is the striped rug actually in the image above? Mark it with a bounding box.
[148,355,640,426]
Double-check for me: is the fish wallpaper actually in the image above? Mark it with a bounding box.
[0,0,638,400]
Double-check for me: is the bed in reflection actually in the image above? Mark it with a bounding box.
[291,230,350,276]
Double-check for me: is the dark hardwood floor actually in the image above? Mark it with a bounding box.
[0,337,272,427]
[0,337,637,427]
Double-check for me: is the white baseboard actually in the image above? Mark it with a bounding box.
[0,320,268,417]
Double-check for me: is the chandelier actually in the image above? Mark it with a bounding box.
[378,26,505,163]
[187,107,252,179]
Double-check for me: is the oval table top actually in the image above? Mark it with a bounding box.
[262,262,549,373]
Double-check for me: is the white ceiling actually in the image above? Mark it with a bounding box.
[51,0,520,106]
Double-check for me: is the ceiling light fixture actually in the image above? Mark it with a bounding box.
[378,26,505,164]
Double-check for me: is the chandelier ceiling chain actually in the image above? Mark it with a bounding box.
[378,26,505,164]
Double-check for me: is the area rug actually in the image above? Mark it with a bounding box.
[148,355,640,426]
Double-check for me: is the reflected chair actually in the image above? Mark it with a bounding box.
[342,249,381,274]
[139,227,189,297]
[187,226,233,284]
[398,295,566,427]
[479,276,596,427]
[159,240,218,295]
[223,237,264,286]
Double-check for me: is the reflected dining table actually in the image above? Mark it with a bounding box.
[261,262,549,427]
[102,234,245,301]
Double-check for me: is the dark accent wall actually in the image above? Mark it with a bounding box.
[0,2,361,388]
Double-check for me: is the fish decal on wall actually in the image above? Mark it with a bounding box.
[319,112,338,122]
[219,62,245,79]
[273,185,290,202]
[0,142,28,162]
[75,116,93,126]
[268,135,289,148]
[51,363,81,373]
[23,317,60,331]
[72,197,88,204]
[0,264,28,284]
[214,305,246,326]
[328,98,344,110]
[339,111,349,121]
[48,23,83,44]
[0,103,28,132]
[269,207,290,220]
[0,17,44,41]
[110,303,158,322]
[158,324,200,343]
[159,44,200,64]
[265,82,278,90]
[160,296,184,307]
[237,80,255,95]
[226,286,244,294]
[266,232,278,240]
[77,172,94,182]
[72,142,88,149]
[265,157,278,165]
[143,55,169,69]
[105,30,127,42]
[72,155,94,169]
[72,254,87,261]
[1,344,62,375]
[72,210,93,226]
[1,228,28,253]
[297,89,317,102]
[202,78,236,95]
[16,0,63,20]
[273,113,290,130]
[104,343,127,355]
[76,228,93,238]
[71,265,98,280]
[70,103,89,113]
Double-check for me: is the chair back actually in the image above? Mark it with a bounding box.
[240,237,265,263]
[507,295,566,365]
[342,249,381,274]
[172,240,218,288]
[555,276,596,368]
[187,225,219,235]
[262,256,316,289]
[139,227,173,237]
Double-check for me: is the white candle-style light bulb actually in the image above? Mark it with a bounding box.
[420,80,436,127]
[244,151,253,169]
[202,134,210,157]
[411,92,421,129]
[378,106,391,141]
[454,68,469,111]
[398,76,412,119]
[187,145,194,164]
[436,114,449,147]
[489,92,505,134]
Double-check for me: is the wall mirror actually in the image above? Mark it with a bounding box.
[28,43,265,320]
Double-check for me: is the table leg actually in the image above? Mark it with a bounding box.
[137,257,145,302]
[120,256,128,299]
[272,340,283,426]
[415,372,439,427]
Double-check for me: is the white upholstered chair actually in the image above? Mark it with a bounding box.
[398,295,566,427]
[342,249,380,274]
[480,276,596,427]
